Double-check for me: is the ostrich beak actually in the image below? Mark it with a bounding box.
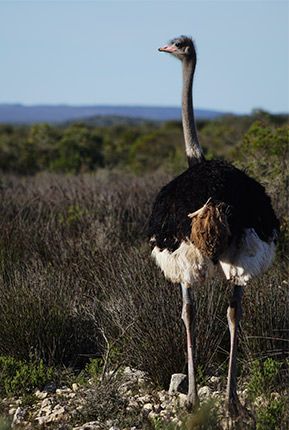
[158,44,177,53]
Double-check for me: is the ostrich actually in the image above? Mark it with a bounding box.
[148,36,279,415]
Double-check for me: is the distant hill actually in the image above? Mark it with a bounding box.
[0,104,228,125]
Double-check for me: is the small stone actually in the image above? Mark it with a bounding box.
[169,373,188,395]
[8,407,16,415]
[177,393,187,407]
[49,404,65,422]
[12,407,26,426]
[209,376,220,384]
[153,403,161,413]
[159,410,170,418]
[35,389,48,400]
[271,392,280,400]
[128,400,138,408]
[72,383,79,392]
[160,400,171,409]
[158,391,167,402]
[143,402,153,412]
[148,411,158,420]
[138,395,151,403]
[41,397,53,408]
[198,386,212,399]
[37,416,48,426]
[56,387,71,395]
[43,382,57,393]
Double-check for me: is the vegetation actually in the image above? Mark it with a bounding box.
[0,111,288,428]
[0,110,287,174]
[0,356,56,397]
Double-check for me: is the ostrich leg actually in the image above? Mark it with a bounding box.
[226,284,243,416]
[181,283,199,409]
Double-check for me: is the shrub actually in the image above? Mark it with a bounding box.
[247,358,282,400]
[0,417,11,430]
[77,375,150,429]
[0,356,55,396]
[256,399,285,430]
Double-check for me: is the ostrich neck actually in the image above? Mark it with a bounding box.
[182,59,204,166]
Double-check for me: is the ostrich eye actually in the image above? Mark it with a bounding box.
[175,42,181,48]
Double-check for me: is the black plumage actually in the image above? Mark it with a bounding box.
[148,160,279,254]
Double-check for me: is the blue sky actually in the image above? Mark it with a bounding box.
[0,0,288,113]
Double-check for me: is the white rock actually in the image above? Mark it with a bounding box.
[137,395,151,403]
[148,411,158,420]
[8,407,16,415]
[143,402,153,411]
[73,422,100,430]
[72,383,79,392]
[158,391,167,402]
[169,373,188,395]
[123,367,146,380]
[41,397,53,408]
[49,404,65,421]
[36,416,48,426]
[153,403,161,412]
[159,410,171,418]
[177,393,187,407]
[198,386,212,399]
[12,407,26,426]
[56,387,71,395]
[209,376,220,384]
[35,390,48,400]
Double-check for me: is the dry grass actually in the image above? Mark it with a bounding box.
[0,170,288,389]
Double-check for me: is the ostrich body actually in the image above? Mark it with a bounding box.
[148,36,279,414]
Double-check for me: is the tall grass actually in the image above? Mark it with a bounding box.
[0,170,288,387]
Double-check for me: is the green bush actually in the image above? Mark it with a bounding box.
[256,398,285,430]
[0,356,55,396]
[0,417,11,430]
[247,358,282,400]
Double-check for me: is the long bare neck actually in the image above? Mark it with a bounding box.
[182,59,204,166]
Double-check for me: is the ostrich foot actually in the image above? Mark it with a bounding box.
[185,392,199,412]
[226,394,255,429]
[226,393,243,417]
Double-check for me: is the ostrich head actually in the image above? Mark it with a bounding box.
[158,36,196,63]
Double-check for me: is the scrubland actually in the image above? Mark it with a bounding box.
[0,111,288,429]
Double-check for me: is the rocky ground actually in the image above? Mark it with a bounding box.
[0,367,276,430]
